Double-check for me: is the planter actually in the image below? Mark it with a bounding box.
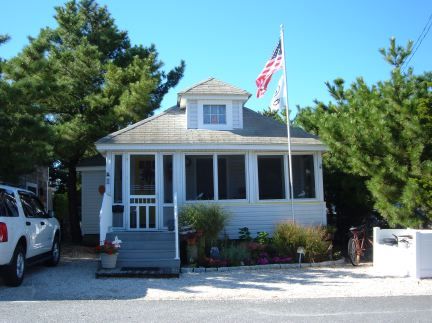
[100,253,118,269]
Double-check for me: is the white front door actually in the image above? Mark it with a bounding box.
[128,154,157,230]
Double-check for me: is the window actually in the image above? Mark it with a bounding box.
[113,155,123,203]
[258,155,285,200]
[203,105,226,125]
[292,155,316,198]
[185,155,214,200]
[130,155,155,195]
[218,155,246,199]
[19,192,46,218]
[0,189,18,217]
[185,154,247,201]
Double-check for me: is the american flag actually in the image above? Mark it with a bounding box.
[255,40,284,98]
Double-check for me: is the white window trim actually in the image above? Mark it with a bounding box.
[183,152,249,203]
[197,100,233,130]
[255,152,320,203]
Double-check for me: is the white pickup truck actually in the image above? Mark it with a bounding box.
[0,184,61,287]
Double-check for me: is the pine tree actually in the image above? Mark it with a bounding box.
[4,1,185,241]
[0,35,52,182]
[296,39,432,228]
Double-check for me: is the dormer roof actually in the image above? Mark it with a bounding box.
[177,77,251,106]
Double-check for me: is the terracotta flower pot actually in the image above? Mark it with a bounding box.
[100,253,118,269]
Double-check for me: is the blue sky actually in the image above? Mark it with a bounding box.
[1,0,431,116]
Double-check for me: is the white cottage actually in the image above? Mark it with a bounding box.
[94,78,326,271]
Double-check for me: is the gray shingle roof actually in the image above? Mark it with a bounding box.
[96,106,322,146]
[178,78,251,97]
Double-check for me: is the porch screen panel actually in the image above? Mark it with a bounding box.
[149,206,156,228]
[218,155,246,200]
[185,155,214,200]
[130,206,137,228]
[113,155,123,203]
[292,155,316,198]
[258,155,285,199]
[163,155,173,203]
[130,155,155,195]
[139,206,146,228]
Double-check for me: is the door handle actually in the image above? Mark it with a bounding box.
[40,221,46,225]
[26,221,31,226]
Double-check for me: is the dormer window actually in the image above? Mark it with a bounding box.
[203,105,226,125]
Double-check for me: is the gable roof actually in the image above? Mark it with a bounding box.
[178,78,251,97]
[96,106,322,147]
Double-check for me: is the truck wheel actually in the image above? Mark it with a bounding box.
[46,236,60,267]
[4,244,26,287]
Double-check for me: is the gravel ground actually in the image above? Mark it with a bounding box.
[1,258,431,301]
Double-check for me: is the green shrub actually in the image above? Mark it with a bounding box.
[221,244,251,266]
[273,223,331,262]
[238,227,252,241]
[179,203,230,244]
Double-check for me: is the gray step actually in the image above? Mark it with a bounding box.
[120,240,175,250]
[117,258,180,269]
[118,250,175,260]
[107,231,176,242]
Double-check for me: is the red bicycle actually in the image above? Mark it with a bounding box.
[347,224,373,266]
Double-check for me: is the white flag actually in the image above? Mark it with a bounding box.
[270,75,285,111]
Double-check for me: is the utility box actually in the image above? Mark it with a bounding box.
[373,227,432,279]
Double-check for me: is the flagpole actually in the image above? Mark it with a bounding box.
[280,24,295,223]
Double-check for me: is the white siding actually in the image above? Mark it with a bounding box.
[222,202,327,239]
[232,100,243,129]
[81,170,105,235]
[187,100,198,129]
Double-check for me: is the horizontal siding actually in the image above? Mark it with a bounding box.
[222,202,326,239]
[81,170,105,235]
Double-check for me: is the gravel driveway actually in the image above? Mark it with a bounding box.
[1,258,431,301]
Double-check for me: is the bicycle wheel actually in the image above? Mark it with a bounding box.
[348,237,360,266]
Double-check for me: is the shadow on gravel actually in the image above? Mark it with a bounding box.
[0,255,387,302]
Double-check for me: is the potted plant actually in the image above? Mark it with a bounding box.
[96,236,122,269]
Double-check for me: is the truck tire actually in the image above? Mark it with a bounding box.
[4,244,26,287]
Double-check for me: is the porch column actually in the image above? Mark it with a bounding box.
[99,153,113,243]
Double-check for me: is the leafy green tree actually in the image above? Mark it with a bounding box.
[0,35,52,182]
[296,39,432,228]
[4,0,185,241]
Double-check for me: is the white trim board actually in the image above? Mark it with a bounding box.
[96,143,327,152]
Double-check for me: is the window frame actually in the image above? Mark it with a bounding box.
[161,153,175,230]
[183,152,248,203]
[197,100,233,130]
[255,152,319,202]
[203,104,227,125]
